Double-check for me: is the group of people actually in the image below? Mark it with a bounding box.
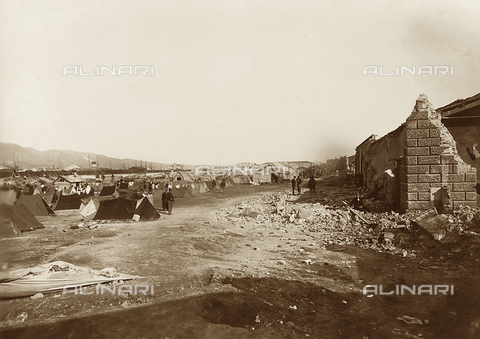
[161,187,175,215]
[291,175,317,195]
[291,176,302,195]
[211,178,227,192]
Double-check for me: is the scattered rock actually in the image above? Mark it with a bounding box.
[100,267,118,278]
[30,293,44,299]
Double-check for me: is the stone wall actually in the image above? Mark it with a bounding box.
[355,127,404,209]
[399,94,477,212]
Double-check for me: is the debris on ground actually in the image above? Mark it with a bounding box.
[213,185,480,256]
[396,314,426,325]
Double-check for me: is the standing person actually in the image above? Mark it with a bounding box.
[308,176,316,195]
[161,188,168,211]
[212,178,217,192]
[296,176,303,194]
[166,188,175,215]
[291,176,297,195]
[220,178,226,192]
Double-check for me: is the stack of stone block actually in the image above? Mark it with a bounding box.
[400,94,477,212]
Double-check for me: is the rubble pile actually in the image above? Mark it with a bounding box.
[214,191,480,256]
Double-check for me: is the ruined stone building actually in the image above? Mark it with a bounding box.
[355,93,479,212]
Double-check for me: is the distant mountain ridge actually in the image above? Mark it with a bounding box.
[0,143,195,170]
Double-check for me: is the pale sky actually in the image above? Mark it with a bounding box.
[1,0,479,165]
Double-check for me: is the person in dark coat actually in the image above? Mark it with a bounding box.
[220,178,226,192]
[166,188,175,215]
[296,176,302,194]
[212,178,217,192]
[291,176,296,195]
[161,188,168,211]
[308,176,316,195]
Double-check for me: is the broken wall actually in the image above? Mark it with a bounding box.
[355,94,478,212]
[358,126,404,208]
[440,104,480,185]
[400,94,477,212]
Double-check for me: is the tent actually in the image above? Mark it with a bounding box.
[198,182,209,193]
[186,183,200,196]
[171,185,185,198]
[99,185,116,196]
[252,174,271,184]
[133,197,160,221]
[118,188,138,200]
[227,178,235,186]
[0,204,45,233]
[183,186,194,197]
[42,187,56,205]
[172,171,196,182]
[16,194,55,216]
[54,193,83,211]
[80,199,99,221]
[93,198,137,220]
[0,213,20,238]
[241,176,252,184]
[205,181,215,191]
[222,179,233,187]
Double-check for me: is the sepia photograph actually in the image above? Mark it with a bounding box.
[0,1,479,338]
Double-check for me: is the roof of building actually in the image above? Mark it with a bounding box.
[355,134,376,151]
[436,92,480,117]
[53,175,86,184]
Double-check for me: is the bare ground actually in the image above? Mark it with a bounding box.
[1,181,480,339]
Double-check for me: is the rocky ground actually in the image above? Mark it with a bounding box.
[1,178,480,339]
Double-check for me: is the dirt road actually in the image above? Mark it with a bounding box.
[1,182,480,338]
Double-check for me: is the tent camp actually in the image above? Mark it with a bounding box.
[54,193,83,211]
[16,194,54,216]
[0,204,45,234]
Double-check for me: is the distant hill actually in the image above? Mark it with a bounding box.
[0,143,197,171]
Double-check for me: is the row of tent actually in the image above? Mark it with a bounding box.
[0,193,160,238]
[162,177,243,198]
[0,175,254,237]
